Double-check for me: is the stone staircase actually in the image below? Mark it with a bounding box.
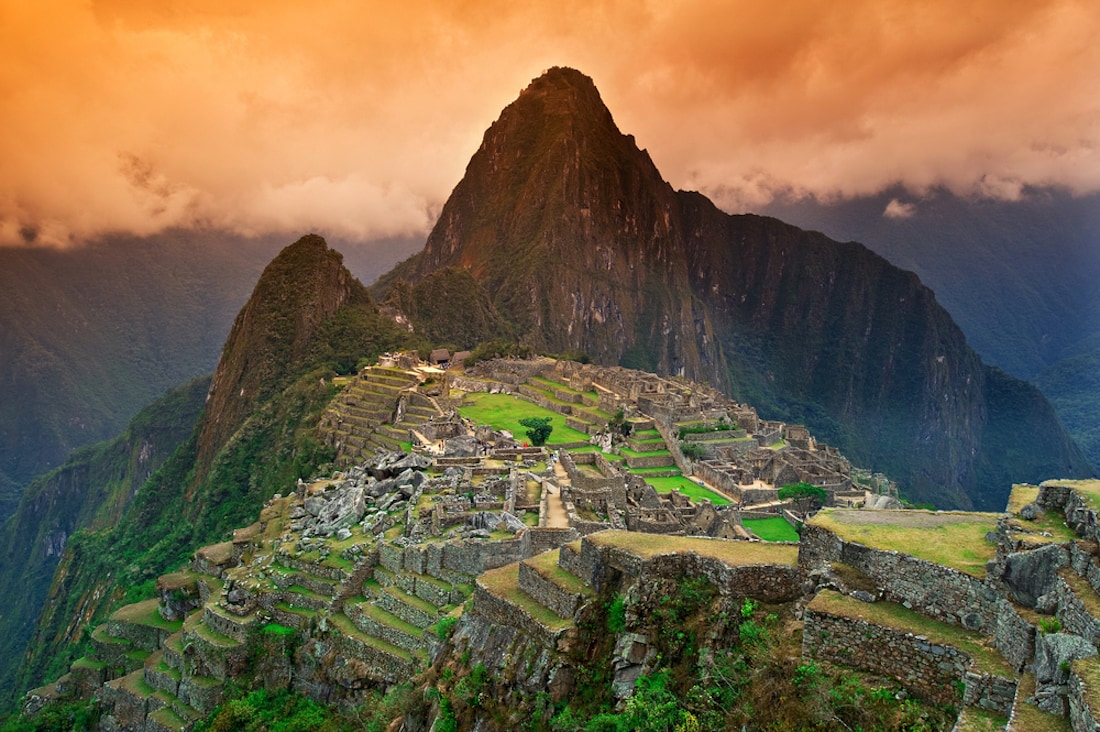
[319,366,442,464]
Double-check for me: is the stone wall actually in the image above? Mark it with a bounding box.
[1050,573,1100,647]
[993,599,1037,671]
[799,524,1000,632]
[472,584,565,650]
[1039,481,1100,546]
[523,528,579,556]
[562,451,622,493]
[1068,667,1100,732]
[558,534,800,602]
[803,608,1015,714]
[518,562,586,618]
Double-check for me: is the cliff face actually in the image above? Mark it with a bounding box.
[377,67,1092,509]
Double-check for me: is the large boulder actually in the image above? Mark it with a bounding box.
[1034,632,1097,685]
[1001,543,1070,607]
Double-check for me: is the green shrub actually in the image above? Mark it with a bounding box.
[679,442,706,460]
[777,482,828,507]
[607,595,627,634]
[432,615,459,640]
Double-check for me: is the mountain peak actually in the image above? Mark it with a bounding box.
[379,67,675,294]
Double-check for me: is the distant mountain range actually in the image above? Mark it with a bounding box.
[759,188,1100,381]
[759,187,1100,470]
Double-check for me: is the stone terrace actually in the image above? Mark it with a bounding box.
[798,481,1100,729]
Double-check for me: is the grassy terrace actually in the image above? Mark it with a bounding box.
[523,549,593,597]
[111,598,183,632]
[808,590,1013,677]
[585,530,798,566]
[457,392,590,444]
[1044,479,1100,512]
[184,614,238,648]
[620,446,673,459]
[1074,657,1100,726]
[743,516,800,542]
[631,466,681,475]
[1005,484,1078,544]
[808,509,999,576]
[328,612,411,660]
[1058,569,1100,621]
[645,475,730,506]
[528,377,612,418]
[1012,673,1071,732]
[478,563,574,630]
[954,709,1010,732]
[1006,484,1041,514]
[360,603,424,638]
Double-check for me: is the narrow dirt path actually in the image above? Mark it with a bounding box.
[543,462,571,528]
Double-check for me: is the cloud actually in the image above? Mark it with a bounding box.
[0,0,1096,246]
[883,199,917,219]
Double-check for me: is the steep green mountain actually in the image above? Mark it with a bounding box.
[4,235,413,707]
[377,67,1092,510]
[380,266,513,348]
[0,231,422,523]
[0,376,208,708]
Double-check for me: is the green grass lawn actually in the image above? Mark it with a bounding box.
[457,393,590,444]
[809,509,999,576]
[644,476,730,506]
[743,516,799,542]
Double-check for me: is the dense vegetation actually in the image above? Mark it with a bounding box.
[426,579,954,731]
[1037,346,1100,469]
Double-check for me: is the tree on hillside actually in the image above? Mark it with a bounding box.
[519,417,553,446]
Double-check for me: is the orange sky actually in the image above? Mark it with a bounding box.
[1,0,1097,247]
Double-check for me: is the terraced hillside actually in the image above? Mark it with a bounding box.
[319,365,444,464]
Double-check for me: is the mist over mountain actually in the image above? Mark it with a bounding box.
[378,67,1092,509]
[0,233,273,520]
